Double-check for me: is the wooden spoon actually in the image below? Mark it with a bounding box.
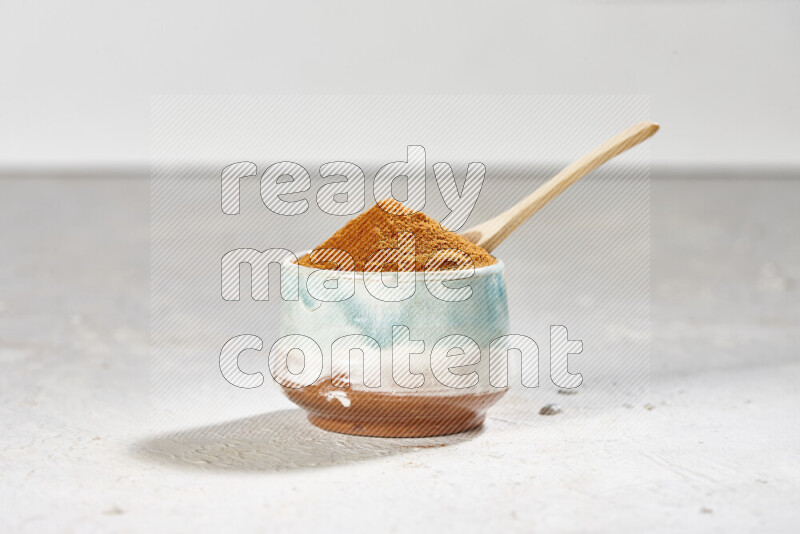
[461,121,660,252]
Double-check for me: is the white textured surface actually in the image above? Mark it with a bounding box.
[1,175,798,532]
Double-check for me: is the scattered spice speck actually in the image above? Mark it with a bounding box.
[539,404,562,416]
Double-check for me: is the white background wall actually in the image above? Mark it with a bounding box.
[1,0,798,169]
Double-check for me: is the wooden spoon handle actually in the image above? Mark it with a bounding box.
[463,121,659,252]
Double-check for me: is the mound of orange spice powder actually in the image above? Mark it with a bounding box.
[297,199,496,272]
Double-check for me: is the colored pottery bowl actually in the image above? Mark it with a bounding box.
[273,256,510,437]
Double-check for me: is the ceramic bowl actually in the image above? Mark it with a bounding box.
[273,256,510,437]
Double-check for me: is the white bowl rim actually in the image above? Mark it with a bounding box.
[286,251,505,282]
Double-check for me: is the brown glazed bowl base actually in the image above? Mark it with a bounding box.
[282,383,507,438]
[307,411,487,438]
